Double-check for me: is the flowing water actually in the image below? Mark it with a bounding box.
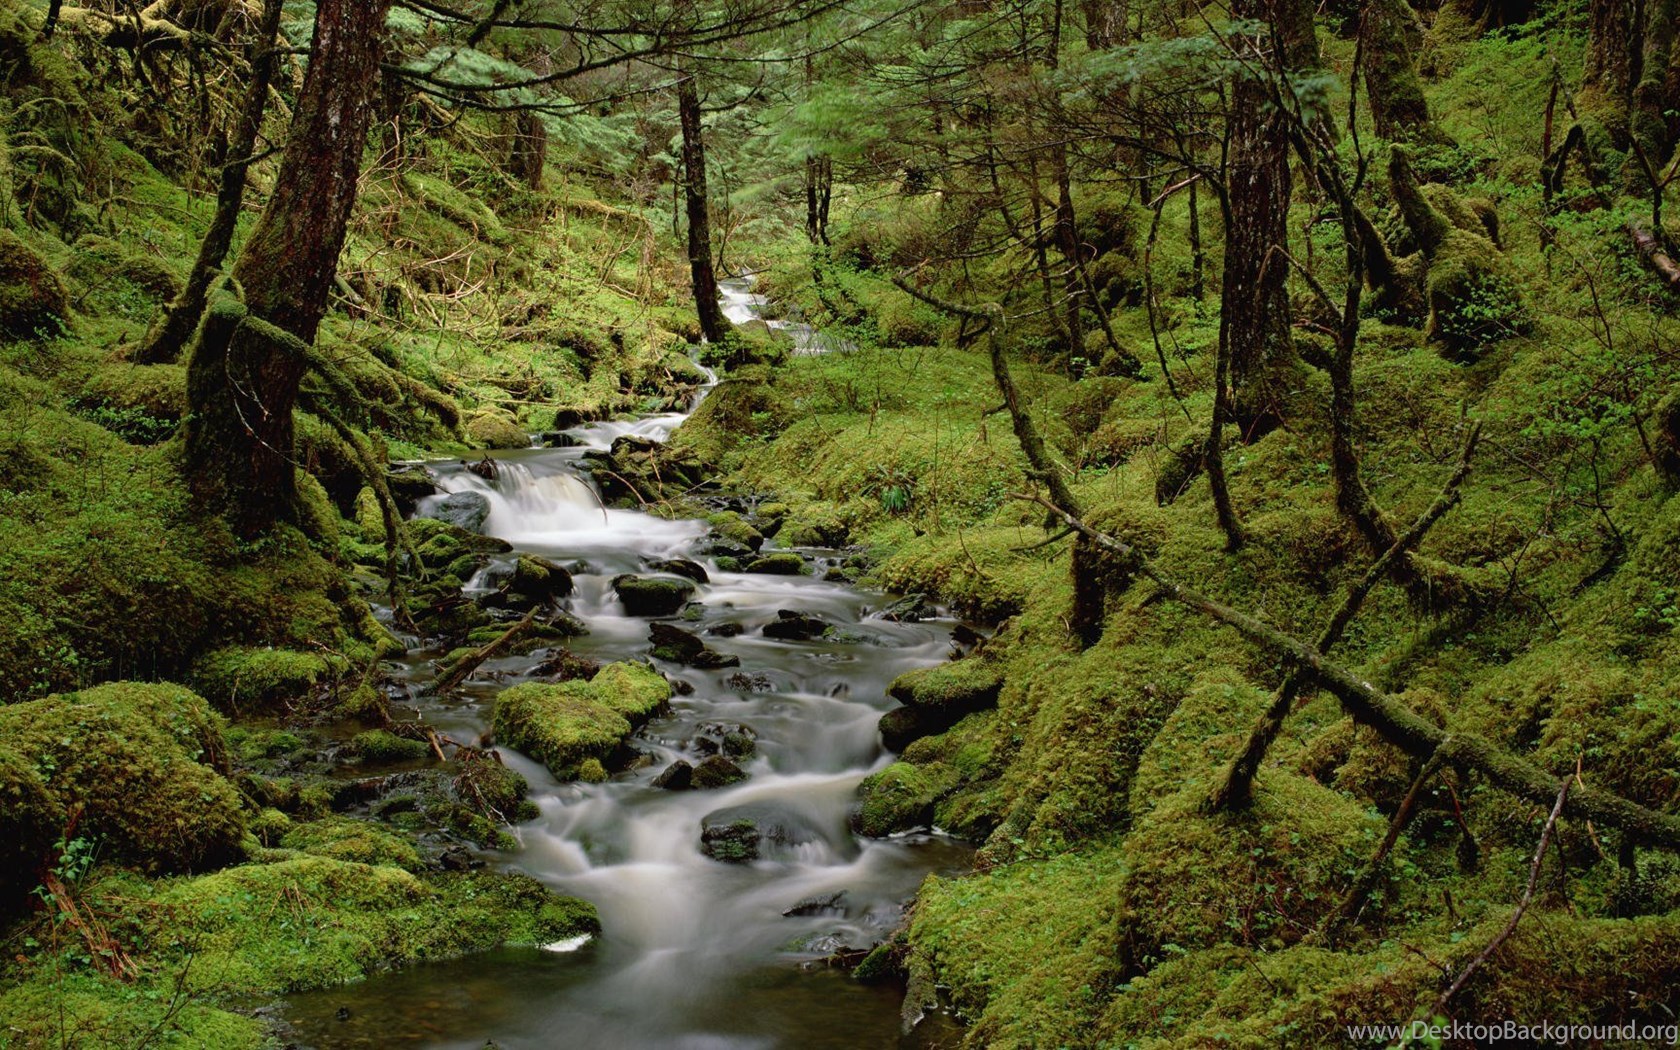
[282,283,967,1049]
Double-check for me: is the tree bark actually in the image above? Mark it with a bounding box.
[1224,0,1320,433]
[1580,0,1638,139]
[679,72,727,345]
[135,0,284,365]
[1633,0,1677,162]
[1360,0,1453,146]
[184,0,391,536]
[508,110,547,190]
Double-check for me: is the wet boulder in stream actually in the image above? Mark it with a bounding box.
[761,610,830,641]
[876,659,1004,750]
[492,662,671,780]
[699,802,840,864]
[611,574,696,617]
[499,555,574,608]
[690,754,748,789]
[745,552,807,575]
[429,491,492,533]
[648,622,739,668]
[647,557,709,583]
[652,760,693,790]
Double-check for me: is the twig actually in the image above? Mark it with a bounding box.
[432,609,537,693]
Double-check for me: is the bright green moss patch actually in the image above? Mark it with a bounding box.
[888,660,1003,716]
[0,971,265,1050]
[852,760,960,836]
[0,682,244,876]
[189,646,337,713]
[279,816,423,870]
[350,729,432,764]
[149,856,599,996]
[493,661,670,779]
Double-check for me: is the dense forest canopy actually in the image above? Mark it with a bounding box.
[1,0,1679,1045]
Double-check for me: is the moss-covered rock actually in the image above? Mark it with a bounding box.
[888,659,1004,717]
[1425,228,1528,358]
[464,410,531,449]
[280,815,423,870]
[611,573,696,616]
[852,760,960,837]
[0,683,244,875]
[189,646,336,713]
[150,858,598,996]
[745,551,807,575]
[0,229,70,339]
[0,742,64,912]
[350,729,432,763]
[492,661,670,779]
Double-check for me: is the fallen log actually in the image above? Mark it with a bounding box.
[1628,223,1680,293]
[1018,491,1680,851]
[432,609,537,694]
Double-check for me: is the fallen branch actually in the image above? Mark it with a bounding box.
[1628,222,1680,293]
[432,609,537,694]
[1209,424,1481,810]
[1427,778,1569,1021]
[1016,492,1680,850]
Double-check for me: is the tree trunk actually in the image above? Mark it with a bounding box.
[1081,0,1123,48]
[1633,0,1677,162]
[1223,0,1319,434]
[508,110,547,190]
[1581,0,1638,140]
[1360,0,1453,145]
[679,73,727,345]
[183,0,390,536]
[135,0,284,365]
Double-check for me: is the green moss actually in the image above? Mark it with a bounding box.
[0,971,265,1050]
[0,683,244,875]
[149,857,598,996]
[852,761,959,836]
[464,409,531,449]
[745,551,807,575]
[888,660,1004,716]
[0,229,71,339]
[0,742,63,912]
[280,816,423,870]
[350,729,432,763]
[492,661,670,779]
[189,646,335,713]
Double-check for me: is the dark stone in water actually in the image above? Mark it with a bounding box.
[699,802,830,864]
[952,623,985,650]
[611,574,696,616]
[690,722,757,759]
[649,622,739,668]
[726,671,773,692]
[746,552,806,575]
[782,891,847,917]
[431,491,491,533]
[700,818,759,863]
[691,754,748,789]
[651,760,693,790]
[541,431,580,448]
[707,621,744,638]
[647,557,709,584]
[761,610,828,641]
[467,455,499,480]
[878,706,931,753]
[704,539,755,561]
[877,593,936,623]
[386,465,437,514]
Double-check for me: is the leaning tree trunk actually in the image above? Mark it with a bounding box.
[1633,0,1677,163]
[1223,0,1319,434]
[508,110,548,190]
[678,72,727,345]
[135,0,284,365]
[1360,0,1453,146]
[184,0,390,537]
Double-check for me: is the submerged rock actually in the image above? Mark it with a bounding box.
[745,552,807,575]
[612,574,697,616]
[699,802,830,864]
[647,557,709,583]
[876,593,937,623]
[782,891,847,917]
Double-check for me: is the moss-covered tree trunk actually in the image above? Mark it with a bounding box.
[183,0,390,536]
[1581,0,1638,141]
[1360,0,1452,146]
[1633,0,1678,162]
[1223,0,1319,433]
[135,0,284,365]
[679,72,727,345]
[508,110,547,190]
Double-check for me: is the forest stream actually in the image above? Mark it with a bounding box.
[281,280,970,1049]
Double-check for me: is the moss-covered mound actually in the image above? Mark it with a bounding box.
[0,742,63,912]
[0,682,244,876]
[188,646,338,713]
[492,661,670,779]
[888,659,1004,716]
[0,229,70,339]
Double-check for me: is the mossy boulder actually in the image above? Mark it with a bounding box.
[504,554,574,606]
[66,234,181,301]
[0,742,64,911]
[888,659,1004,718]
[1425,228,1528,358]
[189,646,336,713]
[611,573,696,616]
[279,816,423,870]
[350,729,431,763]
[464,410,530,449]
[492,661,671,779]
[691,754,748,789]
[705,510,766,551]
[151,858,599,996]
[745,551,807,575]
[778,502,850,547]
[0,229,70,339]
[852,761,960,837]
[1114,772,1381,970]
[72,362,186,443]
[0,683,244,875]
